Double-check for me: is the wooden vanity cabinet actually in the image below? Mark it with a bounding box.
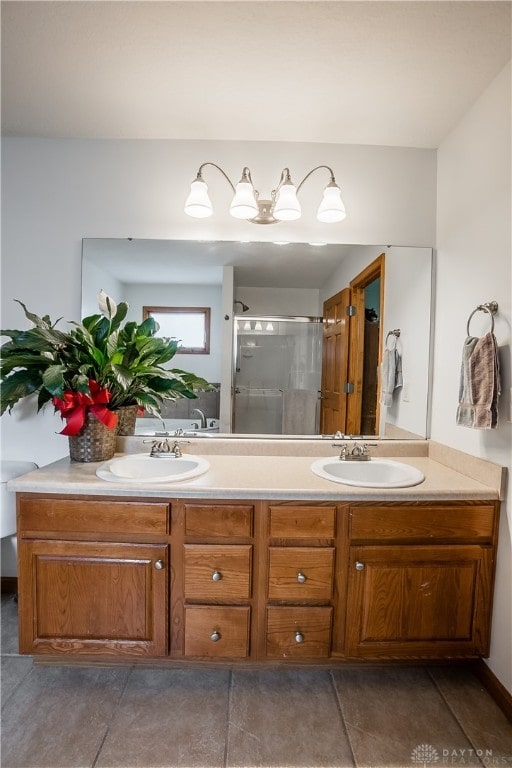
[16,495,499,664]
[344,503,499,659]
[180,502,255,659]
[17,497,170,656]
[265,504,339,659]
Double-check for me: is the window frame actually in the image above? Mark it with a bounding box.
[142,306,211,355]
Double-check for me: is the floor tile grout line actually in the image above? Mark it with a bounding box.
[329,669,358,768]
[426,667,486,767]
[223,668,234,768]
[90,665,134,768]
[0,656,36,711]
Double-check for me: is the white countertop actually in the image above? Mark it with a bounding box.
[8,452,501,501]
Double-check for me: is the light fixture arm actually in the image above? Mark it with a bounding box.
[195,162,237,193]
[295,165,336,193]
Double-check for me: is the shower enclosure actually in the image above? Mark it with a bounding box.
[233,316,323,434]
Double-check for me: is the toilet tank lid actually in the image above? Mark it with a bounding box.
[1,461,38,483]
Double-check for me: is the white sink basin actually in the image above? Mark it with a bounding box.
[96,454,210,484]
[310,457,425,488]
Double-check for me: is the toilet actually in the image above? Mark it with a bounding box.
[1,461,38,581]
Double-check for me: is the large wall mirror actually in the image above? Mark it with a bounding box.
[82,239,433,439]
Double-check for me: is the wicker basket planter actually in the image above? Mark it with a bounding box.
[115,404,139,436]
[68,412,117,462]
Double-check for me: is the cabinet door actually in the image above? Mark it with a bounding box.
[18,540,168,656]
[346,545,493,658]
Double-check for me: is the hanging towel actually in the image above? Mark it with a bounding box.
[282,389,319,434]
[379,347,403,407]
[456,332,501,429]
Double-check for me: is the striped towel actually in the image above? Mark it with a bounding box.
[456,332,501,429]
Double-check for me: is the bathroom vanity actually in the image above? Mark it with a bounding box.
[11,442,503,667]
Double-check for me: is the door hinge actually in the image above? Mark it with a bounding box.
[344,382,355,394]
[346,305,356,316]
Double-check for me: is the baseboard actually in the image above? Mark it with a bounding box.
[473,659,512,723]
[1,576,18,594]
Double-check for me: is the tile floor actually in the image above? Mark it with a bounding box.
[1,593,511,768]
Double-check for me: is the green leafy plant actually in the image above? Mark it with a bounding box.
[1,291,210,421]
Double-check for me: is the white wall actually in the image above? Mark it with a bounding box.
[434,62,511,692]
[1,137,436,466]
[235,286,321,316]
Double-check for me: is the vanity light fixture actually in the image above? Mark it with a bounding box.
[184,163,346,225]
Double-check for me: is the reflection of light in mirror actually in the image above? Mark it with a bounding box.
[235,320,239,331]
[309,242,327,247]
[254,321,263,331]
[243,321,251,330]
[266,322,274,331]
[272,241,290,245]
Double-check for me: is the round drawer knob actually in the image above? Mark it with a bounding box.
[210,630,221,642]
[355,561,365,571]
[297,572,307,584]
[295,631,304,644]
[154,559,165,570]
[212,570,222,582]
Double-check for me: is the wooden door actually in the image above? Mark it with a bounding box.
[345,544,491,658]
[320,288,350,434]
[19,540,169,656]
[346,255,385,435]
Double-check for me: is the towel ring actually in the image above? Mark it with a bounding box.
[466,301,498,336]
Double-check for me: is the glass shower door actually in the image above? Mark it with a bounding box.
[233,316,322,434]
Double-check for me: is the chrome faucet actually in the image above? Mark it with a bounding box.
[143,439,188,458]
[333,441,377,461]
[191,408,207,429]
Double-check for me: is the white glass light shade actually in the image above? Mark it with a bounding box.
[184,179,213,218]
[230,181,258,219]
[317,184,346,223]
[273,183,301,221]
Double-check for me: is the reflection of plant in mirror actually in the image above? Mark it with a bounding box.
[0,291,211,421]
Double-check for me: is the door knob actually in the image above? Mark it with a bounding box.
[355,561,365,571]
[154,559,165,570]
[212,570,222,581]
[210,630,221,642]
[295,631,304,644]
[297,572,307,584]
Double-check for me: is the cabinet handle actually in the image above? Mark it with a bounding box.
[212,570,222,582]
[154,559,165,570]
[295,631,304,644]
[296,572,307,584]
[210,630,221,642]
[355,561,365,571]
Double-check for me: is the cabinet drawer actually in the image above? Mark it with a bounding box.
[184,606,250,657]
[269,506,335,539]
[19,498,169,536]
[184,504,253,538]
[268,547,334,600]
[266,607,332,658]
[184,545,252,600]
[349,505,496,543]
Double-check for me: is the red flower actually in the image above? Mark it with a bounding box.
[52,380,118,436]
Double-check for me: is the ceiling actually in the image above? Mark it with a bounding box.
[2,1,510,148]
